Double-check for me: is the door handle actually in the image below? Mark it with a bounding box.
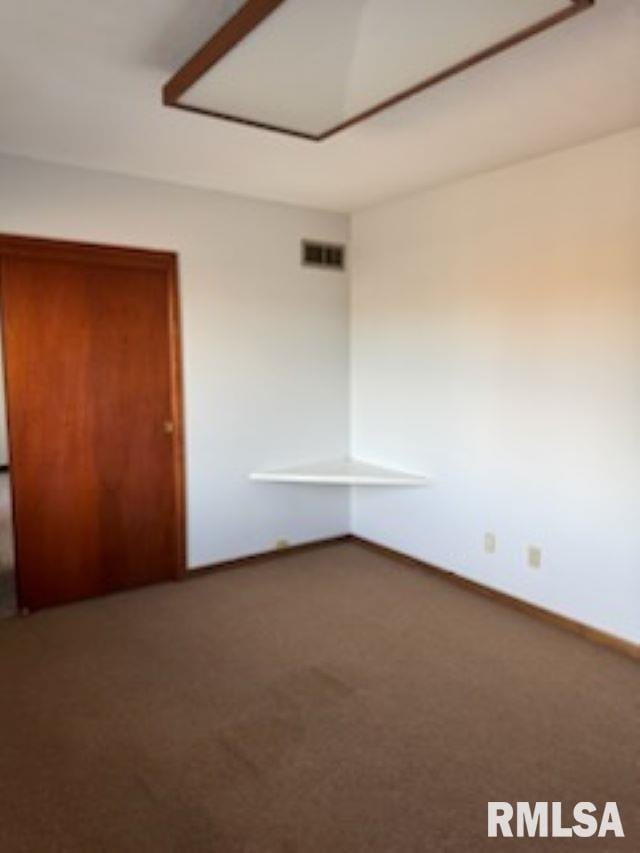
[163,420,174,435]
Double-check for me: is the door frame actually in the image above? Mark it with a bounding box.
[0,233,187,609]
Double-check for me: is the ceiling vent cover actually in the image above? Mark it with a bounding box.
[302,240,345,271]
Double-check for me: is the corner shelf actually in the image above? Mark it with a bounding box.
[249,457,429,486]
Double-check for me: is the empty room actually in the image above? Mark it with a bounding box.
[0,1,638,850]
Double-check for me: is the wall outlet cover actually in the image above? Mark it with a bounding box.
[528,546,542,569]
[484,532,496,554]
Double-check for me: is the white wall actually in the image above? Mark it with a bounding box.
[0,154,350,567]
[2,129,637,645]
[350,127,640,645]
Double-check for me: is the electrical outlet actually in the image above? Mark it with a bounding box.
[484,532,496,554]
[528,546,542,569]
[275,539,290,550]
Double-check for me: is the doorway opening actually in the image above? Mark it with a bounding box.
[0,325,15,618]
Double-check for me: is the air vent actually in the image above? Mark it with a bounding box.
[301,240,345,271]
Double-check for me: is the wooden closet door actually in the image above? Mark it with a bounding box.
[0,236,185,611]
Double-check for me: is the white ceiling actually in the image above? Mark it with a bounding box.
[0,0,638,212]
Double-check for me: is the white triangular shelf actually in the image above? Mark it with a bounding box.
[249,457,429,486]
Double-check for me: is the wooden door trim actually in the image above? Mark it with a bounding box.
[0,233,187,609]
[166,252,187,583]
[0,233,176,270]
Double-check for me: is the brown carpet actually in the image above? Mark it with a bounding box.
[0,541,637,852]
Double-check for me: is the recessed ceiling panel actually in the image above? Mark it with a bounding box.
[163,0,593,140]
